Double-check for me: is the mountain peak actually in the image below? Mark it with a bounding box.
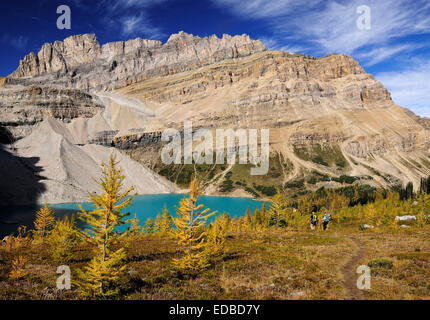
[166,31,197,42]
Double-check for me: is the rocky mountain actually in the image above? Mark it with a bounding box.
[8,32,265,91]
[0,85,104,140]
[1,32,430,202]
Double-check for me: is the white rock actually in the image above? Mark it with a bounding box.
[291,291,306,297]
[395,215,417,221]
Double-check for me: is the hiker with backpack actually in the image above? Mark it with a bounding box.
[322,211,331,230]
[310,212,318,230]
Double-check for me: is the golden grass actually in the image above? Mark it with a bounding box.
[353,229,430,299]
[2,223,428,300]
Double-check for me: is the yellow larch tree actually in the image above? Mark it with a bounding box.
[33,202,55,241]
[160,204,174,235]
[128,213,142,239]
[243,208,252,231]
[172,179,216,272]
[48,216,80,263]
[76,154,134,298]
[269,189,288,227]
[205,214,229,258]
[9,256,27,280]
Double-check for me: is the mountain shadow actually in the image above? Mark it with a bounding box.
[0,125,47,236]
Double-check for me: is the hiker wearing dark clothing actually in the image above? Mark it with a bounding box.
[310,212,318,230]
[322,211,331,230]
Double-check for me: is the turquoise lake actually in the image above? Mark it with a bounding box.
[0,194,265,237]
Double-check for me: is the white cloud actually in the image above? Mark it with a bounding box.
[1,34,28,49]
[99,0,168,40]
[279,0,430,55]
[356,44,418,66]
[376,61,430,118]
[257,36,278,49]
[211,0,321,19]
[121,15,143,35]
[119,14,165,39]
[258,36,308,53]
[108,0,168,11]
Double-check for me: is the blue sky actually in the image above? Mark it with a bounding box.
[0,0,429,117]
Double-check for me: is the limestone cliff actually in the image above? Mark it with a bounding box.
[8,32,266,92]
[0,85,104,139]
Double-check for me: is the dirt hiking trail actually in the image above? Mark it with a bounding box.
[341,237,366,300]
